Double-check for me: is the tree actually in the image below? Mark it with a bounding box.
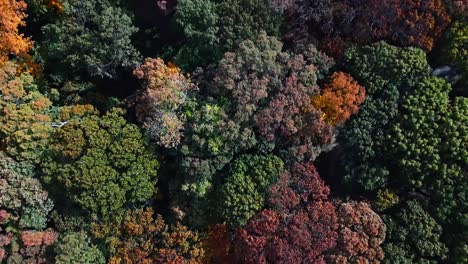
[327,202,386,263]
[443,0,468,19]
[339,42,431,191]
[41,108,159,218]
[92,208,204,263]
[287,0,451,57]
[0,0,32,64]
[173,0,220,70]
[39,0,141,81]
[388,77,451,188]
[216,0,283,52]
[173,34,336,225]
[220,155,283,227]
[170,0,283,70]
[1,60,96,164]
[55,231,105,264]
[383,200,448,263]
[440,20,468,85]
[312,71,366,126]
[340,42,467,263]
[234,163,386,263]
[133,58,195,148]
[237,164,343,262]
[377,0,450,51]
[374,189,399,212]
[178,100,255,199]
[0,61,53,163]
[213,32,335,163]
[202,224,233,264]
[0,152,53,230]
[0,152,58,263]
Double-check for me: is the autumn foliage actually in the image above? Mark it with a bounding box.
[93,208,204,263]
[202,224,233,264]
[234,163,386,263]
[312,72,366,125]
[0,0,32,64]
[134,58,195,148]
[0,0,464,262]
[289,0,451,56]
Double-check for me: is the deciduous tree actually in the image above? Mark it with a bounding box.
[288,0,450,56]
[133,58,195,148]
[213,32,335,163]
[0,0,32,64]
[55,231,105,264]
[0,152,57,263]
[42,108,159,218]
[235,163,371,263]
[39,0,141,80]
[220,155,283,227]
[93,208,204,263]
[312,71,365,126]
[383,200,448,263]
[328,202,386,263]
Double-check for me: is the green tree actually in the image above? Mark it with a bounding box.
[39,0,141,81]
[374,189,399,212]
[216,0,282,52]
[340,42,431,190]
[55,231,105,264]
[42,108,159,218]
[0,152,53,230]
[174,0,220,70]
[0,152,58,263]
[179,100,256,198]
[341,41,467,263]
[389,77,452,188]
[171,0,283,70]
[220,154,284,227]
[441,20,468,86]
[383,200,448,263]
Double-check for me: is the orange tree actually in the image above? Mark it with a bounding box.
[0,0,32,64]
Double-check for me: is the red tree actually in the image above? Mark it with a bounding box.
[234,163,339,264]
[233,163,386,263]
[289,0,451,56]
[327,202,386,263]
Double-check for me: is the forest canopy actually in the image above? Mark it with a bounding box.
[0,0,466,263]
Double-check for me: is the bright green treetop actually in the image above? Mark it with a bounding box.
[220,154,284,227]
[42,108,159,218]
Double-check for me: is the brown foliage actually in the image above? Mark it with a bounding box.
[202,224,234,264]
[327,202,386,264]
[94,208,204,264]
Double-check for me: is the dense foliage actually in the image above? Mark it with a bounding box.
[42,108,159,218]
[39,0,141,81]
[0,0,465,263]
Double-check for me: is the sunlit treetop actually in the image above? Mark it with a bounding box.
[0,0,32,64]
